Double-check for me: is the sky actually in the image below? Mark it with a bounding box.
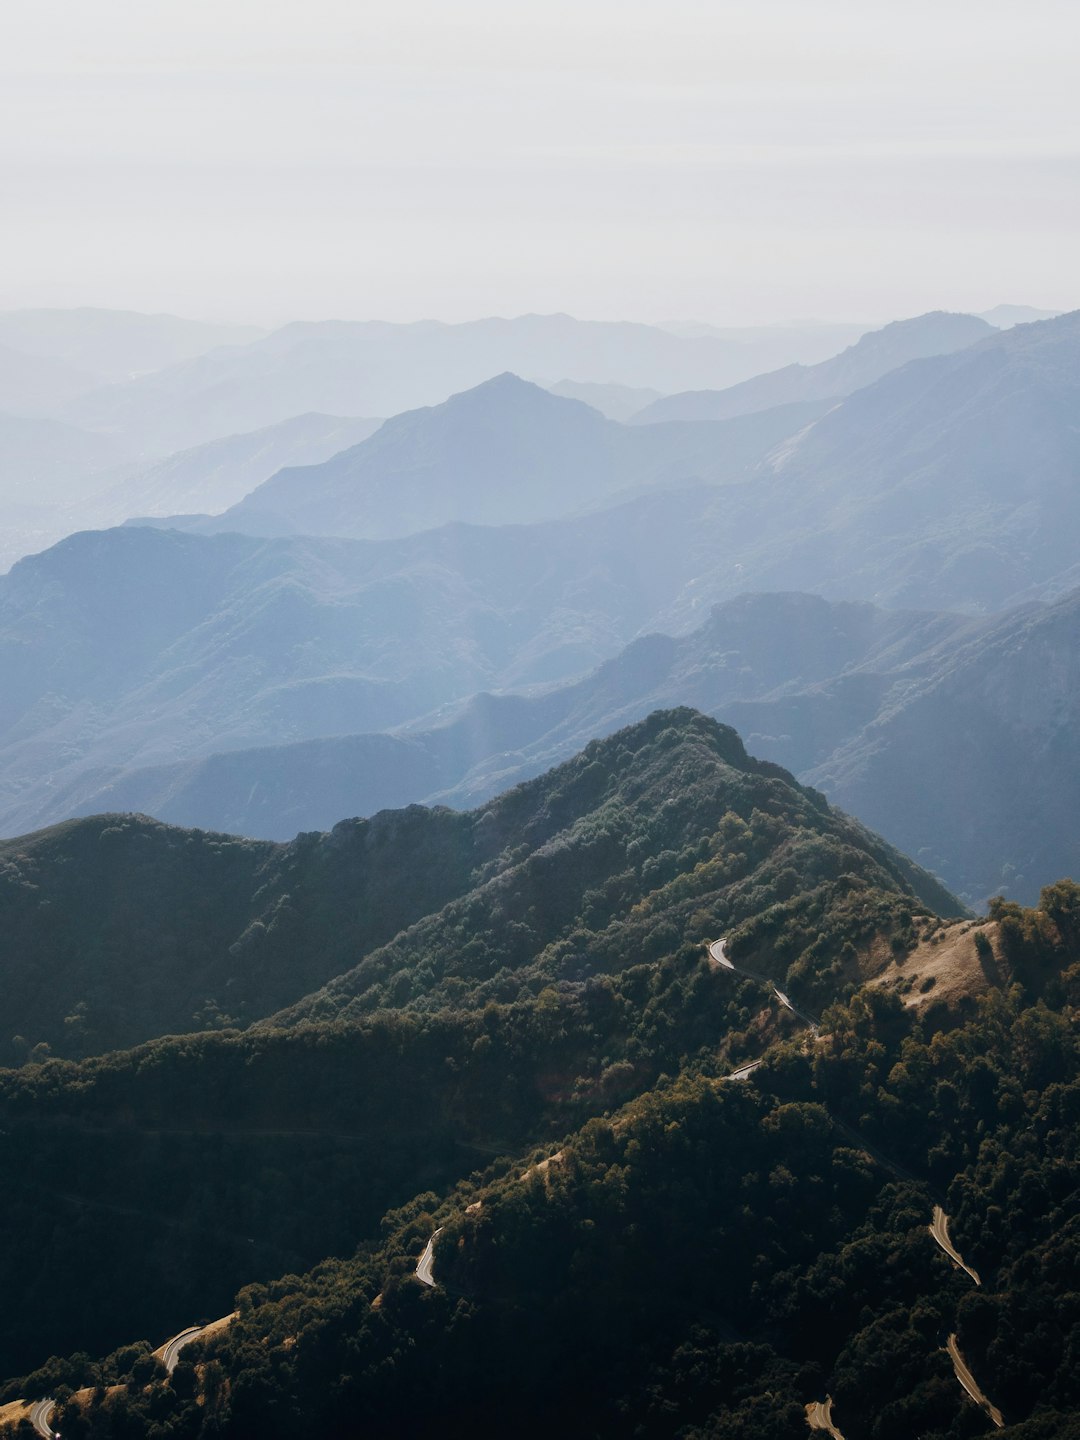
[2,0,1078,326]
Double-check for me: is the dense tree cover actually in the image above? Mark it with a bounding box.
[0,712,955,1376]
[16,714,1078,1438]
[6,883,1077,1437]
[0,710,955,1068]
[271,710,958,1027]
[0,804,486,1064]
[0,948,783,1376]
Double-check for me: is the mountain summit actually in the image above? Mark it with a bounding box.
[211,373,817,540]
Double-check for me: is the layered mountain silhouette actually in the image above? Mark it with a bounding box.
[632,310,995,423]
[91,413,383,528]
[0,307,262,385]
[198,375,824,540]
[56,313,872,453]
[0,414,384,575]
[64,587,1080,905]
[544,377,663,420]
[3,313,1080,902]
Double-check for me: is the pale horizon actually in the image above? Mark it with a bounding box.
[3,0,1078,327]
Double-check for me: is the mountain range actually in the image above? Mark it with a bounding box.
[632,310,995,423]
[4,310,1080,901]
[53,313,874,454]
[0,711,963,1372]
[60,587,1080,907]
[2,711,1077,1440]
[0,308,263,385]
[0,413,384,574]
[195,376,825,540]
[3,294,1080,1440]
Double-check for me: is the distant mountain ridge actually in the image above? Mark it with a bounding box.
[64,587,1080,905]
[56,312,876,453]
[0,307,263,385]
[632,310,995,424]
[207,374,825,540]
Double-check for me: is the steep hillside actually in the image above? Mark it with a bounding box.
[84,413,384,527]
[0,709,962,1378]
[171,903,1078,1440]
[0,497,713,838]
[4,873,1077,1436]
[705,310,1080,614]
[633,311,993,424]
[207,376,823,541]
[0,710,957,1068]
[0,803,488,1064]
[808,587,1080,903]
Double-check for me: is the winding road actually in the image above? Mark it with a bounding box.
[708,938,1007,1434]
[25,1316,232,1436]
[157,1325,206,1374]
[29,1398,56,1439]
[805,1395,846,1438]
[708,939,820,1033]
[415,1227,443,1287]
[929,1205,981,1285]
[947,1333,1003,1428]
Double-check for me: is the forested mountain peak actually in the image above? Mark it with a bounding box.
[0,708,959,1070]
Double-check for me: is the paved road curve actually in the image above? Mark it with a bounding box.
[947,1333,1003,1427]
[726,1059,763,1080]
[708,939,820,1033]
[25,1315,232,1435]
[929,1205,981,1285]
[805,1395,846,1438]
[416,1227,444,1287]
[158,1325,206,1374]
[30,1397,56,1438]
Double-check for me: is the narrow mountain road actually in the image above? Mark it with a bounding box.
[709,937,1007,1433]
[947,1333,1003,1427]
[30,1398,55,1438]
[726,1059,763,1080]
[21,1314,234,1434]
[708,939,820,1033]
[156,1322,221,1374]
[416,1226,443,1287]
[805,1395,846,1438]
[930,1205,981,1284]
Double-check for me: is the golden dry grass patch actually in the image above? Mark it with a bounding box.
[0,1400,32,1431]
[871,921,1006,1015]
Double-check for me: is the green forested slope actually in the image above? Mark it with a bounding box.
[0,804,487,1063]
[11,886,1076,1440]
[1,710,957,1066]
[0,710,959,1385]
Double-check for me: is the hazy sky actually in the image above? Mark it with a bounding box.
[2,0,1078,325]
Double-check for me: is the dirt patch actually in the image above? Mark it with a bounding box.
[0,1400,32,1430]
[519,1150,565,1184]
[870,921,1007,1018]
